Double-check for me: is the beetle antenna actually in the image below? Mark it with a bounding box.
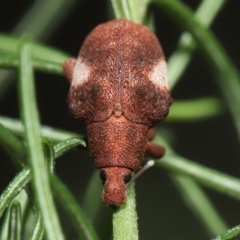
[134,160,155,180]
[127,160,155,187]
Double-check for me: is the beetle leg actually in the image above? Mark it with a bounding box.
[148,128,156,141]
[145,141,165,159]
[62,58,76,83]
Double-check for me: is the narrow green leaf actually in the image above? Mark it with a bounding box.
[167,0,226,88]
[128,0,150,24]
[167,97,223,122]
[11,0,77,42]
[0,0,75,98]
[8,201,22,240]
[0,54,63,75]
[18,39,64,240]
[0,123,26,168]
[0,34,69,64]
[3,112,240,203]
[155,135,240,200]
[50,174,99,240]
[53,137,86,159]
[0,116,81,142]
[171,175,228,237]
[82,171,102,223]
[42,137,55,173]
[1,148,95,240]
[212,225,240,240]
[0,168,31,218]
[110,0,132,20]
[29,214,44,240]
[153,0,240,140]
[98,209,113,240]
[1,191,29,240]
[110,0,150,23]
[113,183,138,240]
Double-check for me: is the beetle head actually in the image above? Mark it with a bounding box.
[99,167,133,208]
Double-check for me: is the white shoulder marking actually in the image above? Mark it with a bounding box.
[72,57,90,86]
[149,60,169,88]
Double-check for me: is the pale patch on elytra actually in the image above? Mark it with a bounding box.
[72,58,90,86]
[149,60,169,88]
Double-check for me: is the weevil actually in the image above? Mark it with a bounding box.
[63,19,172,208]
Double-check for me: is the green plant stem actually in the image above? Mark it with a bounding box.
[0,167,97,240]
[11,0,77,41]
[1,191,29,240]
[8,201,22,240]
[167,97,223,122]
[0,34,69,64]
[42,137,55,173]
[29,214,44,240]
[110,0,149,24]
[51,174,99,240]
[212,225,240,240]
[18,39,64,240]
[0,54,63,75]
[0,0,76,97]
[110,0,132,20]
[0,131,96,240]
[3,115,240,202]
[153,0,240,140]
[0,116,80,142]
[167,0,226,88]
[0,168,31,218]
[82,171,102,223]
[155,135,240,200]
[0,123,26,168]
[0,130,85,217]
[171,175,227,237]
[128,0,150,24]
[113,183,138,240]
[53,137,86,158]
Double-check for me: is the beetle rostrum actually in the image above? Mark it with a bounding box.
[63,19,172,207]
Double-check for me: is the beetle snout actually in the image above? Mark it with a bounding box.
[102,189,127,208]
[99,167,132,207]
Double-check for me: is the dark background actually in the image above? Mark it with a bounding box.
[0,0,240,239]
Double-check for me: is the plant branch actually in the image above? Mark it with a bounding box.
[153,0,240,141]
[0,116,81,142]
[0,125,94,239]
[113,183,138,240]
[51,174,99,240]
[166,0,226,88]
[0,34,69,64]
[211,224,240,240]
[155,135,240,201]
[8,201,22,240]
[166,97,223,122]
[18,39,64,240]
[0,168,31,218]
[0,54,63,75]
[110,0,132,20]
[171,175,227,237]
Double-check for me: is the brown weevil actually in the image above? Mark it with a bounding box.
[63,19,172,208]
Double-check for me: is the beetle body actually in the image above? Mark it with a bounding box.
[63,19,172,207]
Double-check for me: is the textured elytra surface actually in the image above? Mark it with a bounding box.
[67,19,172,126]
[87,115,149,170]
[149,60,169,88]
[63,19,172,205]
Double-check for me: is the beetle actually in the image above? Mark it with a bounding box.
[63,19,172,208]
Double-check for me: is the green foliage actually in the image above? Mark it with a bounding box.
[0,0,240,239]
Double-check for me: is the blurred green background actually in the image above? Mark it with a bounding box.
[1,0,240,239]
